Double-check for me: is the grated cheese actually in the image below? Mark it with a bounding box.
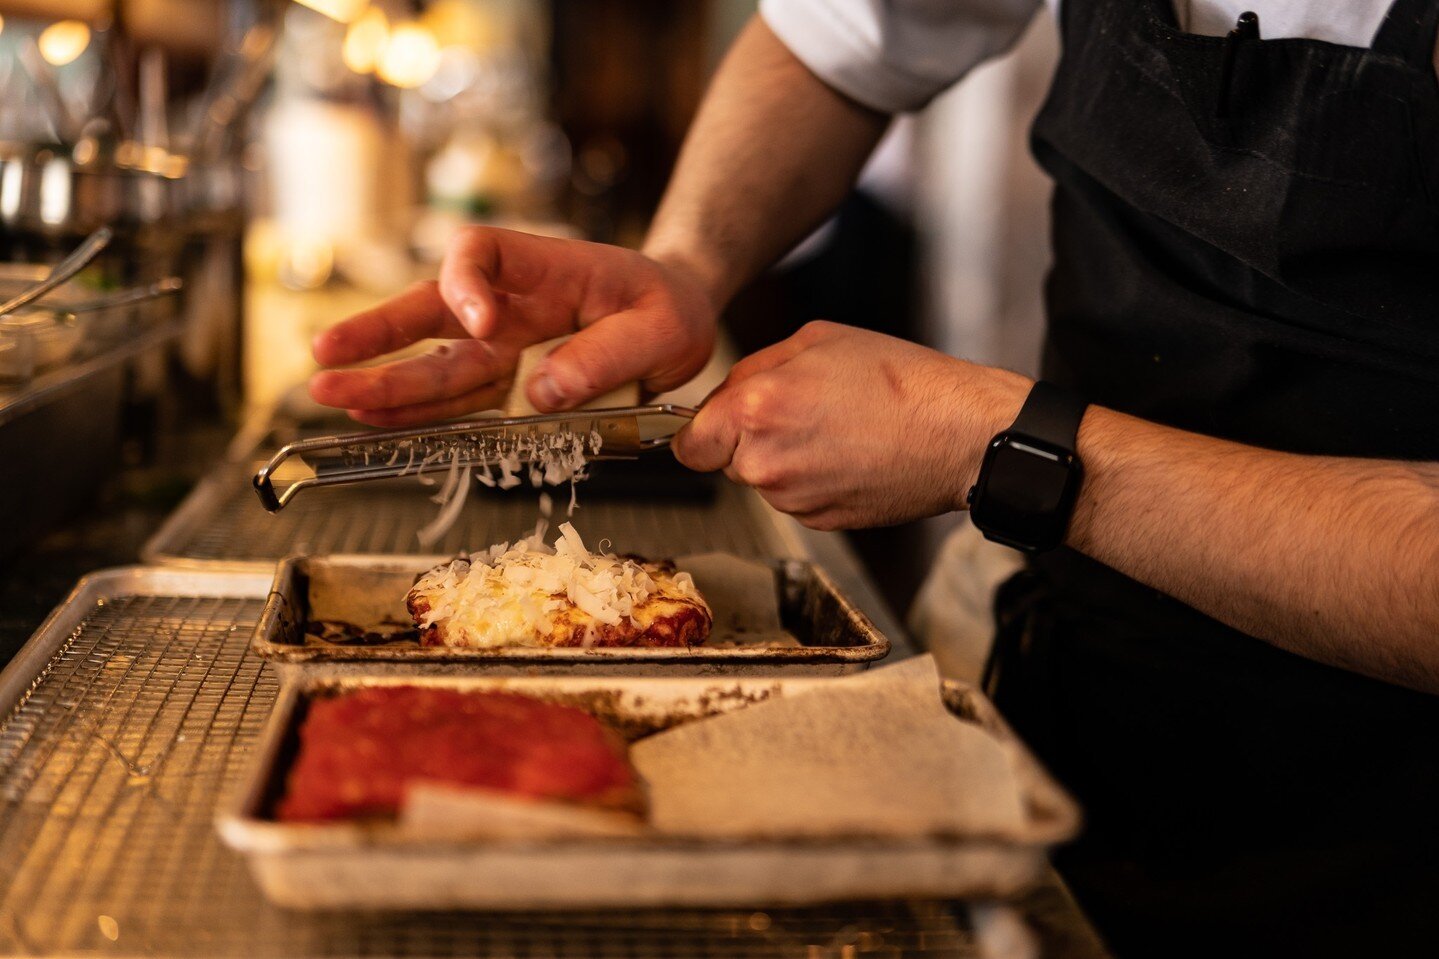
[410,522,697,646]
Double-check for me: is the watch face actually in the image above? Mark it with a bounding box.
[970,434,1081,551]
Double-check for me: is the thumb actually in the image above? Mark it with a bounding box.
[527,309,698,411]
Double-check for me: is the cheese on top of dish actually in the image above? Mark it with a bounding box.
[409,522,702,648]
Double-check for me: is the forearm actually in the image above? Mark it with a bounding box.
[1066,408,1439,692]
[643,16,889,307]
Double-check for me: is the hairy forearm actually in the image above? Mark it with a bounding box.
[643,16,889,307]
[1067,408,1439,692]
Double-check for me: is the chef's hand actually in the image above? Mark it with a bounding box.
[672,322,1032,529]
[309,227,717,427]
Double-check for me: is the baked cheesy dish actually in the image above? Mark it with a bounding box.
[406,522,712,649]
[277,686,640,822]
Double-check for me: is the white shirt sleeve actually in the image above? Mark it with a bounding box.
[760,0,1045,113]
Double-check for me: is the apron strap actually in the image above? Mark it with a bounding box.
[1371,0,1439,67]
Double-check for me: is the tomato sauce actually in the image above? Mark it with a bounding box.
[277,686,637,822]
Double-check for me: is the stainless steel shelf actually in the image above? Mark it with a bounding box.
[0,324,180,428]
[0,567,975,957]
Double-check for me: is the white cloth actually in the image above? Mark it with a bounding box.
[907,522,1024,682]
[760,0,1408,112]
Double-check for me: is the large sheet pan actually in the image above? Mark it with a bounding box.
[252,553,891,678]
[218,672,1080,911]
[0,565,1020,956]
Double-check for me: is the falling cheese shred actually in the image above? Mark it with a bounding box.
[395,429,601,546]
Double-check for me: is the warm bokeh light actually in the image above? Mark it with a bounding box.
[38,20,91,67]
[0,15,7,38]
[377,23,440,89]
[423,0,498,52]
[342,6,389,75]
[293,0,368,24]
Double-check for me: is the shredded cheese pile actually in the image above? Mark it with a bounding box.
[412,522,699,645]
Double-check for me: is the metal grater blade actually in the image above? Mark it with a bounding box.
[253,404,696,512]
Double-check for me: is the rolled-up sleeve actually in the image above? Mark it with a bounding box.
[759,0,1044,113]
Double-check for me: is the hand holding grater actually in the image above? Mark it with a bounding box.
[252,404,697,512]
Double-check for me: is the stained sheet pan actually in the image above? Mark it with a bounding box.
[252,553,891,678]
[217,672,1080,911]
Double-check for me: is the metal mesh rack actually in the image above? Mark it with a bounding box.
[144,462,799,563]
[0,572,980,957]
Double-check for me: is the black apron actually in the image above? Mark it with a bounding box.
[988,1,1439,955]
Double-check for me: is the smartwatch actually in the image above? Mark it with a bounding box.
[967,381,1088,553]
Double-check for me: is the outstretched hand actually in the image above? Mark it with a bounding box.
[309,227,718,427]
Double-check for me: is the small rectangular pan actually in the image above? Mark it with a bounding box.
[217,673,1080,911]
[252,553,891,678]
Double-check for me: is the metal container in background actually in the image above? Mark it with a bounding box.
[0,299,181,559]
[0,139,185,260]
[0,360,124,557]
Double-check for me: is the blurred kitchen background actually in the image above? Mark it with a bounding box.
[0,0,1057,619]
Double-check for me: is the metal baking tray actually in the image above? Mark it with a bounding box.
[252,553,891,678]
[218,673,1080,911]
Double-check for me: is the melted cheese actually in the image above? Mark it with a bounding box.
[409,522,704,648]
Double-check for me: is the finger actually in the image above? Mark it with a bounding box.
[722,333,811,386]
[346,381,511,428]
[439,226,586,339]
[312,281,467,367]
[670,396,741,473]
[309,340,509,411]
[526,308,700,411]
[438,230,505,338]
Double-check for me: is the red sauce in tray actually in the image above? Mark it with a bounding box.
[276,686,637,822]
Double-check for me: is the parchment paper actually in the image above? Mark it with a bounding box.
[631,655,1029,839]
[399,783,645,840]
[676,552,798,647]
[307,561,416,626]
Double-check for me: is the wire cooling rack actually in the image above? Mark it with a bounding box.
[0,569,980,957]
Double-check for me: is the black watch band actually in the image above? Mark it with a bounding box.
[1010,380,1088,450]
[967,381,1088,553]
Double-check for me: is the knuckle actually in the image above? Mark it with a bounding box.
[735,379,781,432]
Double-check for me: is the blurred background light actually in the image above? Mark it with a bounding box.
[342,6,389,75]
[38,19,91,67]
[377,22,440,89]
[293,0,369,24]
